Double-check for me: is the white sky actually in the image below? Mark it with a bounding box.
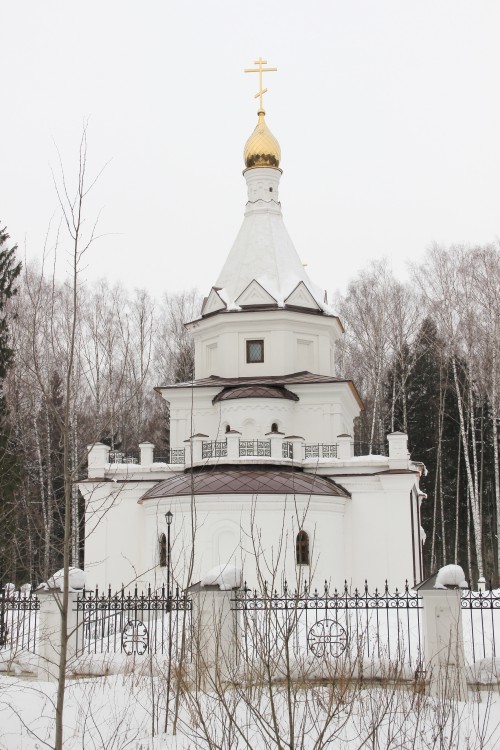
[2,1,500,301]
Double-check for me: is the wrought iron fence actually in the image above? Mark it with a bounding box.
[231,581,422,669]
[76,585,192,657]
[0,589,39,654]
[239,439,271,457]
[202,441,227,459]
[108,450,140,464]
[153,448,186,464]
[461,586,500,664]
[282,441,293,459]
[304,443,338,459]
[352,441,387,457]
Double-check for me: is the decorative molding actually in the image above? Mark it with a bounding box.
[235,279,278,308]
[202,287,227,316]
[284,282,321,311]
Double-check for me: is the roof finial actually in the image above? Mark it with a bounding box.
[244,57,277,113]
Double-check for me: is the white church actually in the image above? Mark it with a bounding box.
[81,63,425,593]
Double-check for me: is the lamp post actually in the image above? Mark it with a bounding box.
[165,511,173,601]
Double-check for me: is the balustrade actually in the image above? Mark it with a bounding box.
[202,441,228,459]
[303,444,338,460]
[239,439,271,457]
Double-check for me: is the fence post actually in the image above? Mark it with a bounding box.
[87,442,110,478]
[189,434,207,464]
[36,591,79,681]
[189,583,238,688]
[226,430,241,460]
[139,441,154,465]
[336,434,352,460]
[285,436,304,463]
[420,587,467,700]
[387,431,409,469]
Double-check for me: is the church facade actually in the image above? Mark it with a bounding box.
[81,72,425,593]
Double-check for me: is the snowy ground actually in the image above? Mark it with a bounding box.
[2,670,500,749]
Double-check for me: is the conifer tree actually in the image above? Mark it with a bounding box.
[0,223,22,583]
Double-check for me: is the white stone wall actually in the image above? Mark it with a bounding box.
[189,309,342,380]
[142,491,348,591]
[82,467,418,592]
[342,473,417,587]
[164,382,359,448]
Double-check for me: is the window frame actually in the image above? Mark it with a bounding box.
[296,530,310,566]
[159,533,167,567]
[246,339,264,364]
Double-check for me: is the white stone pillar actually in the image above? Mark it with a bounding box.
[336,434,352,461]
[139,442,154,466]
[87,443,109,478]
[387,432,409,470]
[36,591,79,681]
[420,588,467,700]
[189,434,208,464]
[285,436,304,464]
[226,430,241,460]
[267,432,284,460]
[189,584,238,688]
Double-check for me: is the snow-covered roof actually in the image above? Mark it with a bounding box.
[202,166,336,317]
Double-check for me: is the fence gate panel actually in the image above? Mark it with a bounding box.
[0,589,39,655]
[75,585,192,658]
[232,582,423,672]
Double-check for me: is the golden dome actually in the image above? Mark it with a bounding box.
[243,110,281,169]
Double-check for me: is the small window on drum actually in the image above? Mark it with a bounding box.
[246,339,264,363]
[296,530,309,566]
[159,533,167,567]
[225,424,231,433]
[271,422,279,433]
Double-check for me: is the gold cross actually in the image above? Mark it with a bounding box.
[244,57,278,112]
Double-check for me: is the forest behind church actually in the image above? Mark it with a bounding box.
[0,224,498,588]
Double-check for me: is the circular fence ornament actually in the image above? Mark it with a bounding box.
[308,619,347,658]
[121,620,149,656]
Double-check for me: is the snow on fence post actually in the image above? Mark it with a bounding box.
[36,590,79,681]
[188,565,241,688]
[36,568,86,681]
[418,565,468,701]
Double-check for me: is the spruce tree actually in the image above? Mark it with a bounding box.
[0,224,22,584]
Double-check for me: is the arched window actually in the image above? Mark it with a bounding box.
[271,422,279,433]
[159,533,167,567]
[296,530,309,566]
[225,424,231,433]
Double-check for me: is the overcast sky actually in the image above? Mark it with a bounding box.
[2,1,499,302]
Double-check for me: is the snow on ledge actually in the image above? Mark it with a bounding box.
[200,564,242,591]
[434,564,468,589]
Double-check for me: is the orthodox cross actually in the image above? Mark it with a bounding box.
[244,57,277,111]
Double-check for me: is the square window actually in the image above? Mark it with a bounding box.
[246,339,264,363]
